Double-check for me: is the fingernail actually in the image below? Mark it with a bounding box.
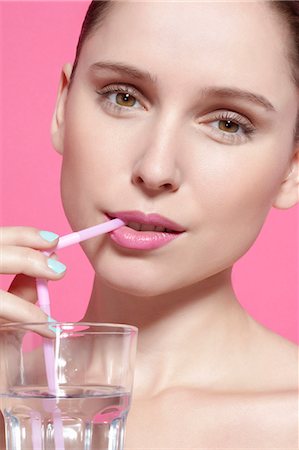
[48,316,57,323]
[47,258,66,274]
[40,230,59,242]
[48,317,60,335]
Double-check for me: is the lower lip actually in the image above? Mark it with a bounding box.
[109,225,182,250]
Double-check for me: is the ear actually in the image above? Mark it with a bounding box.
[273,150,299,209]
[51,63,73,155]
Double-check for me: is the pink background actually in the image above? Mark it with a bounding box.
[1,2,298,343]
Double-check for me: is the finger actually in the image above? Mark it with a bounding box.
[1,246,66,279]
[0,290,56,338]
[0,289,48,323]
[0,226,59,249]
[8,274,38,304]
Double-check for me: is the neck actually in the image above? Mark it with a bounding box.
[85,268,233,323]
[84,268,251,396]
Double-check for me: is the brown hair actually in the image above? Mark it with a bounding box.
[269,1,299,141]
[269,1,299,87]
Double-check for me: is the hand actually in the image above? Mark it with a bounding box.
[0,227,66,436]
[0,226,66,324]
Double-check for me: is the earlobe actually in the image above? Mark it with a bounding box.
[273,150,299,209]
[51,63,73,155]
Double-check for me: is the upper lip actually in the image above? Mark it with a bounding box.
[107,211,185,232]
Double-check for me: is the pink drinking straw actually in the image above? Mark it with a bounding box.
[56,218,124,250]
[35,218,125,450]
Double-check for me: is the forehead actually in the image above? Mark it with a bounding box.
[78,1,294,104]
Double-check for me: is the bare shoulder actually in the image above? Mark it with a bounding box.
[127,322,298,448]
[128,385,298,448]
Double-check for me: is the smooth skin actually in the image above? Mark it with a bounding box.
[1,1,298,448]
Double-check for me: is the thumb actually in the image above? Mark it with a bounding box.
[8,252,60,304]
[8,274,38,304]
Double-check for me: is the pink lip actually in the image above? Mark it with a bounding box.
[106,210,185,250]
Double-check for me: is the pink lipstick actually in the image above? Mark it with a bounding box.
[107,211,185,250]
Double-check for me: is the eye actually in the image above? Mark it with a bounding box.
[201,110,256,145]
[96,84,145,113]
[217,120,240,133]
[114,92,137,107]
[106,91,140,109]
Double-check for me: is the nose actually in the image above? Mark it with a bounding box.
[131,117,182,194]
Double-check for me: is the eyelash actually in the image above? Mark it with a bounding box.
[96,84,144,114]
[203,110,256,145]
[96,84,256,144]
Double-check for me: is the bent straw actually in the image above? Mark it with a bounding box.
[35,218,125,450]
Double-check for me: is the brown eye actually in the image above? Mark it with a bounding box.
[218,120,239,133]
[116,93,136,107]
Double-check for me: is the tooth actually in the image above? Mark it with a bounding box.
[154,226,166,232]
[128,222,141,231]
[127,222,171,232]
[140,223,156,231]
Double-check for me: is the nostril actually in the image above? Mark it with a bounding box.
[135,176,144,185]
[133,175,174,191]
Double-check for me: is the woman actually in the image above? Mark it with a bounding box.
[1,1,298,447]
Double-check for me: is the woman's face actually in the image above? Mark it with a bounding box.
[56,1,298,296]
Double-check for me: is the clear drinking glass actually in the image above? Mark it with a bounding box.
[0,322,138,450]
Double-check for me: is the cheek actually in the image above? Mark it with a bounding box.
[190,141,288,264]
[188,138,288,253]
[60,96,132,229]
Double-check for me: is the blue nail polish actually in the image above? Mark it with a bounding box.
[47,258,66,274]
[48,317,60,335]
[40,230,59,242]
[47,316,57,323]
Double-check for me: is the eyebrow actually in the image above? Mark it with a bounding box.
[89,61,276,112]
[200,87,276,112]
[89,61,157,84]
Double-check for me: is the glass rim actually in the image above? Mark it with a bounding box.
[0,321,138,334]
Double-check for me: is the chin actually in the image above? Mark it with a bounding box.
[100,273,171,297]
[89,242,233,297]
[95,261,180,297]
